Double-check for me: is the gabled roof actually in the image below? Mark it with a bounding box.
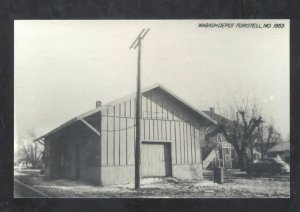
[203,110,242,129]
[268,142,290,153]
[202,111,228,124]
[34,84,217,142]
[202,110,234,128]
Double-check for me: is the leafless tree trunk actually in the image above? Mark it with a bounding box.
[256,123,281,159]
[210,99,263,170]
[17,130,44,168]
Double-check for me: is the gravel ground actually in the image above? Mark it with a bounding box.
[14,169,290,198]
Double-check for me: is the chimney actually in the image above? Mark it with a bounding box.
[209,107,215,114]
[96,101,102,108]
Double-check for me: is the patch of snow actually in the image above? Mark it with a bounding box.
[141,177,163,185]
[14,171,28,176]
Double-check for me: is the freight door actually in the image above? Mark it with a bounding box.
[141,142,172,177]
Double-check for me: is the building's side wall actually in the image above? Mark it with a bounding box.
[45,123,101,185]
[100,89,210,185]
[44,139,51,179]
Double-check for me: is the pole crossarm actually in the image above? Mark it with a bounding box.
[80,118,100,136]
[130,28,151,50]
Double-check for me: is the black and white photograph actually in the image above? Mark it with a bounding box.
[14,20,290,198]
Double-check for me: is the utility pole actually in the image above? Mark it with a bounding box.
[130,28,150,189]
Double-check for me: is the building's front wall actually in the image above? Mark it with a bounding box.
[100,88,213,185]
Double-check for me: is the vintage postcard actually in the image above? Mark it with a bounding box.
[14,20,290,198]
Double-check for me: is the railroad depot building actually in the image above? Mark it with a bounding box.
[35,84,219,186]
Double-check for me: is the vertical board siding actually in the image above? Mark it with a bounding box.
[101,110,108,165]
[157,119,160,140]
[185,122,188,163]
[125,100,131,165]
[190,124,195,163]
[100,90,207,170]
[106,110,109,165]
[151,95,156,140]
[187,123,192,164]
[114,106,120,165]
[190,123,193,163]
[177,121,182,164]
[129,98,135,165]
[127,117,135,165]
[141,96,144,139]
[125,117,128,165]
[170,121,177,164]
[153,118,158,140]
[155,96,160,140]
[180,122,186,163]
[163,120,166,140]
[195,125,198,163]
[140,118,145,140]
[120,118,126,166]
[195,127,202,163]
[145,119,149,139]
[107,108,114,166]
[166,120,170,141]
[113,106,116,165]
[120,103,126,165]
[186,122,190,163]
[180,121,184,164]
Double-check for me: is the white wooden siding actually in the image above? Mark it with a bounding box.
[101,90,208,167]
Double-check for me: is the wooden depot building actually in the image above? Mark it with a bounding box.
[34,84,217,186]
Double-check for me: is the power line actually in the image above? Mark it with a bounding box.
[101,124,136,132]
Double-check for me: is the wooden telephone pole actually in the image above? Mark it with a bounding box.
[130,28,150,189]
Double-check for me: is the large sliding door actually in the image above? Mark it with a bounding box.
[141,141,172,177]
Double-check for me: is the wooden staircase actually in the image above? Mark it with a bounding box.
[203,148,218,169]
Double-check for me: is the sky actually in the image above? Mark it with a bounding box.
[14,20,290,147]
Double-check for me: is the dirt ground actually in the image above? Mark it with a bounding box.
[14,169,290,198]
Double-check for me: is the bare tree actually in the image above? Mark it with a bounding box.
[208,98,263,170]
[16,130,44,168]
[254,123,282,159]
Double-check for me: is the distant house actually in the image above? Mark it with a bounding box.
[201,108,236,170]
[34,84,218,185]
[267,142,290,164]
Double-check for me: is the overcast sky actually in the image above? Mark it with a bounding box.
[14,20,289,144]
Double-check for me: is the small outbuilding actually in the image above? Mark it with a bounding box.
[35,84,217,186]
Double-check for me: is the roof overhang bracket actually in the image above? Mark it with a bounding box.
[79,118,100,136]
